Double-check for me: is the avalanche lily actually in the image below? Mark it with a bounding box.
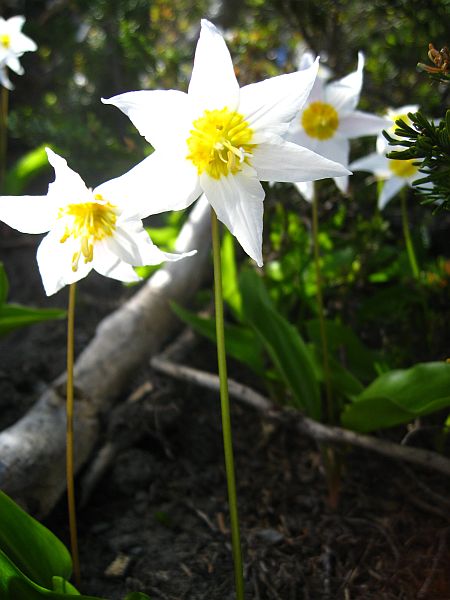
[0,16,37,89]
[349,148,423,209]
[0,148,194,295]
[102,19,349,267]
[288,51,390,201]
[376,104,419,154]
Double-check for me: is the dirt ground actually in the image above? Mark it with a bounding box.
[1,227,450,600]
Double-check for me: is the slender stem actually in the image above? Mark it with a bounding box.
[311,185,333,422]
[211,209,245,600]
[400,189,420,279]
[0,86,9,190]
[66,283,81,587]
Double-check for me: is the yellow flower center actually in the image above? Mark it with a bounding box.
[301,101,339,140]
[0,34,10,48]
[388,159,418,179]
[58,194,118,272]
[186,107,254,179]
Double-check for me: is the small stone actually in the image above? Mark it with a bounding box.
[104,553,131,578]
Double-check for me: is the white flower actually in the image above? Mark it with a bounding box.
[349,149,423,209]
[102,19,349,267]
[376,104,419,154]
[0,16,37,89]
[288,52,390,201]
[0,148,194,295]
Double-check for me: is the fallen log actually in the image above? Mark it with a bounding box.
[0,197,211,517]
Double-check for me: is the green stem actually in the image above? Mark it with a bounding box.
[311,186,333,422]
[400,189,420,279]
[0,87,9,190]
[66,283,81,587]
[211,209,245,600]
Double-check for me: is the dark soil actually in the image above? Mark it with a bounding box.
[1,226,450,600]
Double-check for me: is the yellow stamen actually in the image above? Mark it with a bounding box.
[388,159,418,178]
[58,195,118,272]
[302,101,339,140]
[0,34,10,49]
[186,107,254,179]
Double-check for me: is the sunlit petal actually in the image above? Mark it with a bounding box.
[201,166,265,266]
[0,195,58,233]
[188,19,239,112]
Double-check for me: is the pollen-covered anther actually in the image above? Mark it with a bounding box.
[302,101,339,141]
[186,107,255,179]
[58,196,118,272]
[388,158,418,178]
[0,34,10,49]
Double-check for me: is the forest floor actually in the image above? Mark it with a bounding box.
[1,226,450,600]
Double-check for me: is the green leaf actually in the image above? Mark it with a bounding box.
[0,262,8,306]
[0,304,66,337]
[342,362,450,432]
[240,269,321,419]
[0,491,72,589]
[4,145,50,195]
[51,577,80,595]
[221,231,242,318]
[309,344,364,400]
[171,302,264,374]
[306,319,380,382]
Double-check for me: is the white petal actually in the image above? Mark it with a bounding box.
[6,16,26,33]
[188,19,239,112]
[0,65,13,89]
[294,180,314,202]
[0,195,58,233]
[95,151,201,219]
[238,59,319,141]
[350,152,390,177]
[201,166,265,267]
[93,241,141,283]
[334,174,349,194]
[379,177,405,210]
[11,32,37,54]
[252,140,350,183]
[6,54,23,75]
[102,90,192,151]
[45,148,91,205]
[338,111,390,139]
[107,218,196,267]
[325,52,364,114]
[37,227,92,296]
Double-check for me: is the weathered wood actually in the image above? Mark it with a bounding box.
[0,197,211,517]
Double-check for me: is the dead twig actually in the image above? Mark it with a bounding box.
[150,356,450,478]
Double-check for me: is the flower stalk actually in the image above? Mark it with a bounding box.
[211,209,245,600]
[0,87,8,188]
[66,282,80,587]
[311,184,333,420]
[400,188,420,279]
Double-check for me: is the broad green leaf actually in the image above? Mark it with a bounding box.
[0,262,8,306]
[171,302,264,374]
[221,231,242,318]
[240,269,321,419]
[4,145,50,195]
[51,577,80,595]
[306,319,380,382]
[0,491,72,588]
[342,362,450,432]
[0,304,66,337]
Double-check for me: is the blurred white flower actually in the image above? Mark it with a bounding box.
[350,148,423,209]
[103,19,349,267]
[0,149,194,295]
[376,104,419,153]
[288,52,390,201]
[0,16,37,89]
